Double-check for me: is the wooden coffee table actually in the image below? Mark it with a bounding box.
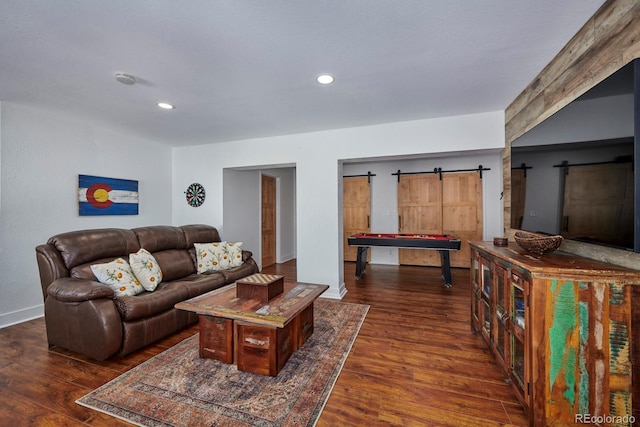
[175,281,328,376]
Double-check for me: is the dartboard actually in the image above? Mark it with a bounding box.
[185,183,205,207]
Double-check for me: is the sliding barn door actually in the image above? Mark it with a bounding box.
[511,169,526,229]
[343,176,371,261]
[398,174,442,267]
[442,172,482,267]
[561,163,633,246]
[398,172,482,268]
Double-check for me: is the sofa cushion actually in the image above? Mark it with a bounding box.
[152,249,196,281]
[129,248,163,292]
[220,260,260,283]
[181,224,221,247]
[133,226,187,252]
[71,256,125,280]
[48,228,140,270]
[170,272,228,298]
[114,282,190,321]
[91,258,144,297]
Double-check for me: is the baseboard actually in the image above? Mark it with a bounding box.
[276,253,295,263]
[0,304,44,329]
[321,282,347,300]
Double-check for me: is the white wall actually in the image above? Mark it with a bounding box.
[514,94,633,147]
[222,168,261,260]
[173,111,505,299]
[0,103,173,327]
[343,152,503,265]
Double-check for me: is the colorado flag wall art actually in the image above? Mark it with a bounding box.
[78,175,139,216]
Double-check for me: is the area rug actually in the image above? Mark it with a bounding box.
[76,299,369,427]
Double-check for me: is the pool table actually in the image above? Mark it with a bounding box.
[347,233,462,287]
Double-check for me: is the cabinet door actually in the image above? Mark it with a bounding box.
[470,250,481,332]
[479,256,492,344]
[493,262,509,371]
[509,271,528,407]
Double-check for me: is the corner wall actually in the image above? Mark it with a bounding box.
[0,103,173,327]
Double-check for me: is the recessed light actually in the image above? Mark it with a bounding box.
[316,74,334,85]
[157,102,175,110]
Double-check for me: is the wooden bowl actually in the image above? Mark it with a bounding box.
[514,231,563,254]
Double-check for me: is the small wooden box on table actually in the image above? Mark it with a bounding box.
[236,273,284,301]
[175,274,328,376]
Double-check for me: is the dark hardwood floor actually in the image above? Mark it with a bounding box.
[0,261,527,426]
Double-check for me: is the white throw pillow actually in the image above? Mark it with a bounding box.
[194,242,229,273]
[226,242,243,268]
[129,248,163,292]
[91,258,144,296]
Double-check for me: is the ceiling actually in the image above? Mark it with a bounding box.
[0,1,606,146]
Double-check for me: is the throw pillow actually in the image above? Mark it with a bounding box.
[194,242,229,273]
[91,258,144,297]
[226,242,244,268]
[129,248,163,292]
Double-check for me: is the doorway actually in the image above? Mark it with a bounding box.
[261,174,277,268]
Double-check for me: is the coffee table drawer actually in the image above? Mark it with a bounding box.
[199,315,234,363]
[235,320,293,376]
[293,303,314,351]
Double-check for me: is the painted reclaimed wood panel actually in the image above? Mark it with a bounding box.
[78,174,139,216]
[544,279,633,425]
[470,241,640,426]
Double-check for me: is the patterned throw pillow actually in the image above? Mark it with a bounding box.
[129,248,163,292]
[194,242,244,273]
[91,258,144,296]
[194,242,228,273]
[226,242,243,267]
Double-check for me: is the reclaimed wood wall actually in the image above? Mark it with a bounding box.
[502,0,640,268]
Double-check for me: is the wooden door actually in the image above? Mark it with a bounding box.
[261,175,276,268]
[398,172,482,268]
[442,172,482,267]
[398,174,442,266]
[343,176,371,261]
[561,163,634,246]
[511,169,526,229]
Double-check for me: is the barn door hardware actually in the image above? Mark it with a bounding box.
[343,171,376,183]
[392,165,491,182]
[511,162,533,178]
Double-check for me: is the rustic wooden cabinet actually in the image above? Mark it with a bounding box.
[470,241,640,426]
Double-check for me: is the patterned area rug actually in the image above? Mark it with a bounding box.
[76,299,368,426]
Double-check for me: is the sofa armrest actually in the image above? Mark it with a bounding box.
[47,278,114,302]
[242,250,253,262]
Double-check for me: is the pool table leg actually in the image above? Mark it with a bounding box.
[439,250,453,288]
[355,247,369,279]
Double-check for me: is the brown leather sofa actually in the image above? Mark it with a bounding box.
[35,224,259,360]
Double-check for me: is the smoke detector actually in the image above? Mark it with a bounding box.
[115,73,136,85]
